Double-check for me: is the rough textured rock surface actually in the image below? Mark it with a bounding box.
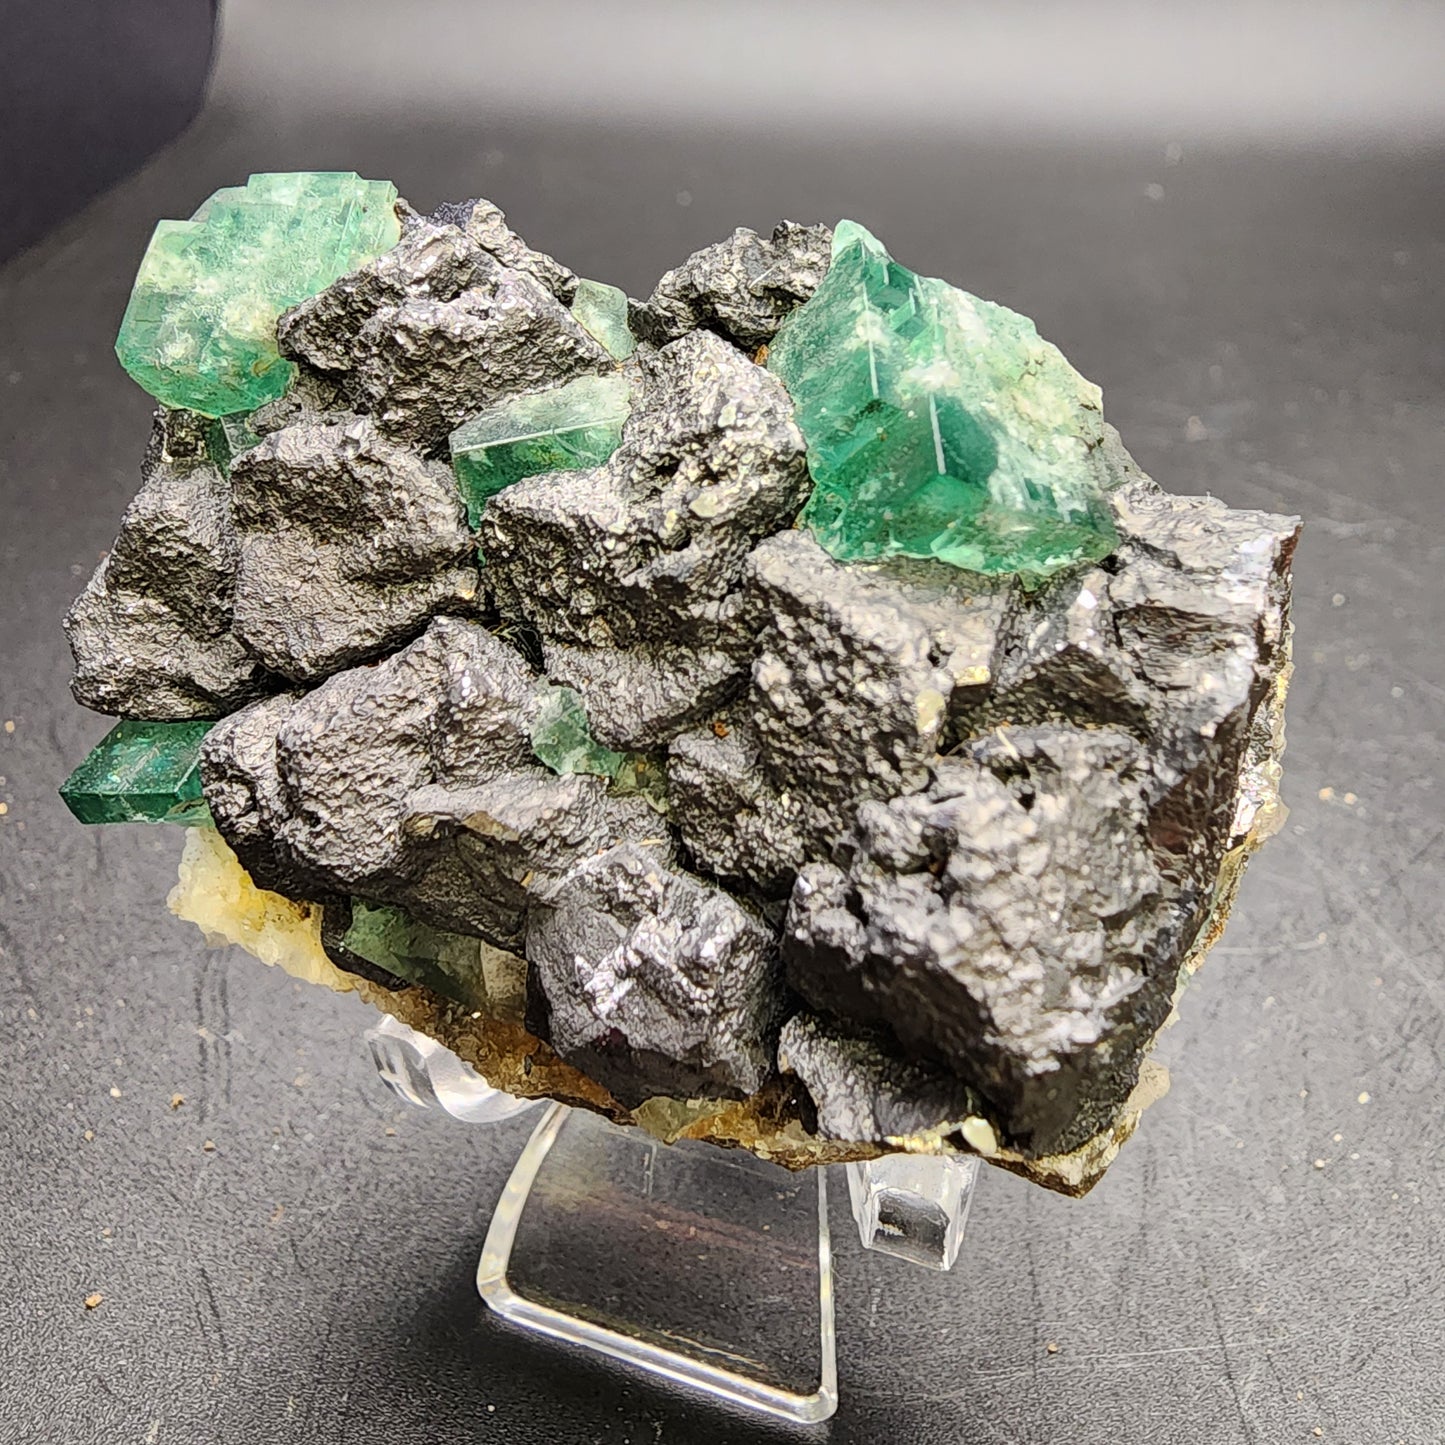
[528,842,785,1107]
[482,329,810,649]
[200,617,660,950]
[778,1012,986,1144]
[65,416,273,719]
[668,530,1012,892]
[432,197,578,303]
[279,217,606,453]
[784,727,1183,1155]
[540,637,747,753]
[970,480,1299,901]
[631,222,833,351]
[228,414,479,681]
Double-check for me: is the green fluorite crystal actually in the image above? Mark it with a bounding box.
[570,278,636,359]
[531,686,628,779]
[530,687,669,812]
[341,903,528,1016]
[115,172,401,418]
[343,903,495,1009]
[767,220,1119,581]
[448,373,630,527]
[206,412,263,471]
[59,720,212,825]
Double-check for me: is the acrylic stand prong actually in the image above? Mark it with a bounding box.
[364,1017,980,1425]
[845,1151,981,1271]
[477,1103,837,1423]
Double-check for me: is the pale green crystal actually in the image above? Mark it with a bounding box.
[116,172,401,417]
[343,902,496,1010]
[531,686,628,779]
[767,220,1118,581]
[530,687,669,813]
[59,720,212,825]
[570,278,636,359]
[448,373,630,527]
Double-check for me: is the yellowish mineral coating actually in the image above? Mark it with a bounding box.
[167,828,627,1121]
[168,826,348,992]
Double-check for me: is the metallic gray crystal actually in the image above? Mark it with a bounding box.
[228,414,479,682]
[527,842,785,1107]
[64,417,273,719]
[482,329,810,649]
[630,221,833,352]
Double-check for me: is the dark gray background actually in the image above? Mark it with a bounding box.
[0,0,215,262]
[2,4,1443,1442]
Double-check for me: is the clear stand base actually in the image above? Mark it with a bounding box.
[477,1103,837,1423]
[364,1018,980,1424]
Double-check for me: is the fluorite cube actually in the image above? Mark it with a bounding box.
[59,720,212,825]
[530,687,669,812]
[530,685,628,779]
[448,372,631,527]
[342,901,492,1007]
[767,220,1119,582]
[570,278,636,359]
[115,172,401,417]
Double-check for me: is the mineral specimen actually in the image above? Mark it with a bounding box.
[116,172,401,416]
[64,178,1300,1195]
[767,221,1119,581]
[60,720,212,825]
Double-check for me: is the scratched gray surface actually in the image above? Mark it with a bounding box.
[2,101,1443,1445]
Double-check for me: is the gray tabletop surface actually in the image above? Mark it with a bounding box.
[1,89,1442,1445]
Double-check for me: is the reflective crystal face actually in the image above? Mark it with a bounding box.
[115,172,401,417]
[570,278,636,360]
[448,372,631,528]
[530,685,628,779]
[59,720,212,825]
[767,220,1119,582]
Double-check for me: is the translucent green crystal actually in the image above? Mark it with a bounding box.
[342,902,491,1009]
[115,172,401,417]
[767,220,1119,581]
[530,687,669,813]
[570,278,636,359]
[531,686,628,779]
[205,412,263,472]
[59,720,212,825]
[448,373,630,527]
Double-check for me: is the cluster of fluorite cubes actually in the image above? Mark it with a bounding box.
[768,221,1120,577]
[115,172,402,417]
[72,178,1125,832]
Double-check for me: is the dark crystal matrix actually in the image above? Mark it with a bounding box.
[62,173,1298,1190]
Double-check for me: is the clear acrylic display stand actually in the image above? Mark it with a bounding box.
[365,1015,980,1423]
